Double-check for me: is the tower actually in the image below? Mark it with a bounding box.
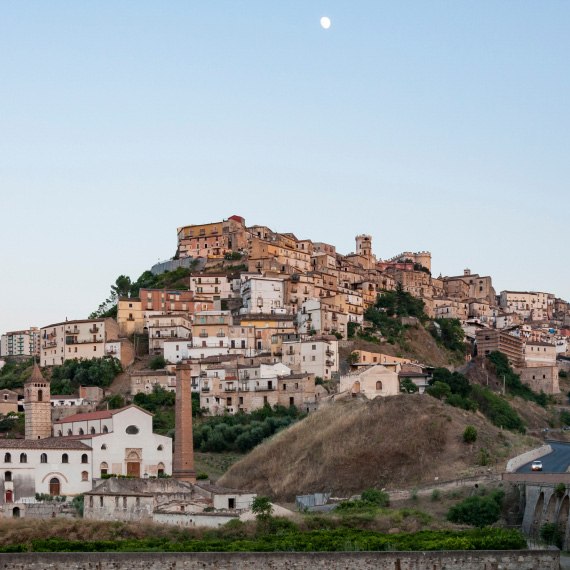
[24,363,51,440]
[355,235,374,269]
[172,364,196,482]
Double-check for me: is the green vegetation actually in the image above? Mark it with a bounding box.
[446,489,505,528]
[194,404,305,453]
[463,425,478,444]
[431,319,466,355]
[71,495,84,517]
[400,377,419,394]
[560,370,568,379]
[335,488,390,513]
[0,358,35,390]
[540,522,563,548]
[133,386,176,435]
[50,358,122,395]
[426,367,525,433]
[487,351,548,407]
[561,410,570,426]
[149,356,167,370]
[0,412,24,437]
[90,266,197,318]
[363,286,427,345]
[0,527,526,553]
[106,394,125,410]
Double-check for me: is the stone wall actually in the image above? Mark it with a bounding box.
[0,550,559,569]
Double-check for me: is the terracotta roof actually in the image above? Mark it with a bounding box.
[0,437,91,450]
[53,404,152,424]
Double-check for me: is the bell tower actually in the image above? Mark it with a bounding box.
[24,363,52,440]
[172,363,196,482]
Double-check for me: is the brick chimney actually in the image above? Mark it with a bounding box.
[172,364,196,482]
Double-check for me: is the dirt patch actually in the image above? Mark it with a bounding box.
[218,394,540,501]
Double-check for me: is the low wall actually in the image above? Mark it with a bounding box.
[505,444,552,473]
[0,550,559,570]
[503,472,570,484]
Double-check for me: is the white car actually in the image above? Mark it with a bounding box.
[531,460,543,471]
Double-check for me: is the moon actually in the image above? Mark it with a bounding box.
[320,16,331,30]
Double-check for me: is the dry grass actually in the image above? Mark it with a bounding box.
[218,395,540,501]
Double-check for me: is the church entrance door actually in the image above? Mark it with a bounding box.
[127,462,140,478]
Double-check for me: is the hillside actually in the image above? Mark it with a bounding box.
[218,394,539,501]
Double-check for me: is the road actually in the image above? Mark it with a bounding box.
[518,441,570,473]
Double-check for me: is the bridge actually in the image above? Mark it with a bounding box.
[503,441,570,548]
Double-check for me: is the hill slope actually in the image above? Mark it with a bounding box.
[218,395,539,501]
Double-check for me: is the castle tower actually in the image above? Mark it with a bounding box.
[172,364,196,483]
[355,235,375,269]
[24,363,51,440]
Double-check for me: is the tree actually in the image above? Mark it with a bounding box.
[149,356,167,370]
[426,381,451,400]
[252,496,273,525]
[400,377,419,394]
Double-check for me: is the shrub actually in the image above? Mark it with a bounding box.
[463,425,478,444]
[360,488,390,507]
[447,490,504,527]
[431,489,441,502]
[196,472,209,480]
[540,522,563,548]
[149,356,167,370]
[555,483,566,497]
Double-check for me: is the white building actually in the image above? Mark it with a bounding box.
[340,365,400,399]
[240,276,285,315]
[0,328,40,358]
[147,314,192,356]
[282,336,339,380]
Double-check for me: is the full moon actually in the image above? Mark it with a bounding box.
[320,16,331,29]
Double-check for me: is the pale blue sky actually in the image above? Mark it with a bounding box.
[1,1,569,332]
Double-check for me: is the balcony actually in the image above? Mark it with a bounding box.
[89,326,100,333]
[225,387,237,392]
[326,360,335,366]
[201,387,210,393]
[106,348,117,355]
[43,341,57,348]
[65,328,80,335]
[326,349,334,357]
[216,333,226,337]
[199,333,208,338]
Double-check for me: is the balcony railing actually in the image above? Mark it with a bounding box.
[326,349,334,356]
[199,333,208,338]
[216,333,226,337]
[201,387,210,392]
[89,326,100,333]
[326,359,335,366]
[43,341,57,348]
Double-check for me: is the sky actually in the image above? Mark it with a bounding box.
[1,1,569,333]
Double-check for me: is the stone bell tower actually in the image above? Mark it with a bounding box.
[172,363,196,482]
[24,363,52,440]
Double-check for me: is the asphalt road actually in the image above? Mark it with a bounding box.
[518,441,570,473]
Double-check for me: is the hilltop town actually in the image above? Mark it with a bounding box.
[0,214,569,527]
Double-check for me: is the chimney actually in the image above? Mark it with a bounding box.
[464,268,471,276]
[172,364,196,482]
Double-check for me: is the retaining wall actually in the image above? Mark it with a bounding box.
[0,550,559,570]
[506,444,552,473]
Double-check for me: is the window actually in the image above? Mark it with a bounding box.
[126,425,139,435]
[101,444,107,450]
[5,471,12,482]
[89,496,94,508]
[4,453,11,463]
[100,496,104,507]
[376,381,383,391]
[19,453,27,464]
[40,453,47,464]
[79,428,84,435]
[100,462,108,477]
[123,497,127,509]
[38,389,43,402]
[67,429,72,436]
[81,454,88,464]
[228,498,236,509]
[81,471,89,481]
[90,427,96,435]
[62,453,69,464]
[157,445,163,451]
[103,425,109,434]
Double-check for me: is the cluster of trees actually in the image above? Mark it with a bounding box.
[430,319,467,355]
[426,366,525,433]
[0,358,35,390]
[90,266,197,319]
[50,358,122,395]
[193,405,304,453]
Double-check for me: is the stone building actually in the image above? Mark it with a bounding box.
[339,365,400,399]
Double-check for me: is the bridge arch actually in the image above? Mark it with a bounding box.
[544,494,558,524]
[557,495,570,547]
[531,492,545,536]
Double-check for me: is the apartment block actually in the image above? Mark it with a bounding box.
[0,328,40,358]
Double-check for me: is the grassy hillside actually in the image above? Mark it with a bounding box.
[218,395,539,501]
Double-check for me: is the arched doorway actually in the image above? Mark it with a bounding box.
[12,507,20,518]
[126,450,141,478]
[49,477,61,496]
[5,490,13,503]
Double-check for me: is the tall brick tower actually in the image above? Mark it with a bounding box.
[24,363,51,440]
[173,364,196,482]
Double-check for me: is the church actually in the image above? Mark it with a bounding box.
[0,364,171,517]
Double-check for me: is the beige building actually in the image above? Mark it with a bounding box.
[130,370,177,395]
[148,314,192,355]
[0,389,19,415]
[524,342,557,367]
[40,318,134,368]
[519,367,560,395]
[350,350,412,368]
[282,335,339,380]
[117,298,144,336]
[499,290,552,322]
[339,365,400,399]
